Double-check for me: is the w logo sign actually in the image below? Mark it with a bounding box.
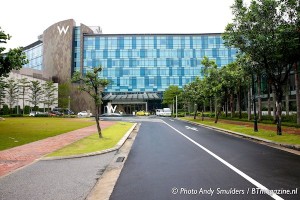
[57,26,69,35]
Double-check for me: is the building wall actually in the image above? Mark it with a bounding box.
[3,71,58,110]
[23,42,43,71]
[69,23,95,113]
[43,19,75,83]
[82,34,237,93]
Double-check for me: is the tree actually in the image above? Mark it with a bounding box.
[58,81,71,109]
[183,77,207,119]
[42,81,57,111]
[72,66,110,138]
[0,77,7,110]
[6,78,19,113]
[220,62,247,118]
[223,0,300,134]
[18,78,29,115]
[201,56,224,123]
[0,27,28,77]
[162,85,182,111]
[28,80,43,111]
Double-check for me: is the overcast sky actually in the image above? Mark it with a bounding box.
[1,0,240,50]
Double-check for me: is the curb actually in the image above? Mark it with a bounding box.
[86,123,140,200]
[177,118,300,152]
[41,123,137,161]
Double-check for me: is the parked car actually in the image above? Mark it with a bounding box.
[155,109,163,116]
[53,108,74,115]
[161,108,172,117]
[136,110,145,116]
[29,111,49,117]
[29,111,42,116]
[64,109,74,115]
[48,110,63,116]
[77,111,92,117]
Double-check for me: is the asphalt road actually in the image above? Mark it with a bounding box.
[110,117,300,200]
[0,151,116,200]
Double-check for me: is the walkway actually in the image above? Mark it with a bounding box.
[0,121,116,177]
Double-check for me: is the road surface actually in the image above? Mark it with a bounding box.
[110,117,300,200]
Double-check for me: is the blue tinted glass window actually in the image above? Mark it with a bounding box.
[81,34,237,92]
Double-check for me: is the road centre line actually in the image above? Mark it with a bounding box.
[163,121,283,200]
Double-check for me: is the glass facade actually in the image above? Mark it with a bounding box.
[23,43,43,70]
[82,34,237,93]
[73,27,81,72]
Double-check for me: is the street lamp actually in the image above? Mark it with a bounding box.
[252,73,258,132]
[175,95,178,118]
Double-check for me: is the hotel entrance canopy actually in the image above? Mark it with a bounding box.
[102,93,160,101]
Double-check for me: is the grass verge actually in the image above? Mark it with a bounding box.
[182,117,300,145]
[0,117,95,151]
[46,122,133,157]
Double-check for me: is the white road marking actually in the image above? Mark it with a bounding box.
[163,121,283,200]
[169,119,174,122]
[185,126,198,131]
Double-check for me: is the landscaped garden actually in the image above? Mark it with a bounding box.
[0,117,95,150]
[182,117,300,145]
[47,121,133,157]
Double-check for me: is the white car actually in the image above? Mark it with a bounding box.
[155,109,163,116]
[77,111,92,117]
[29,111,42,116]
[161,108,172,117]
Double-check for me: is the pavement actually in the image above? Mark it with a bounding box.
[0,121,116,177]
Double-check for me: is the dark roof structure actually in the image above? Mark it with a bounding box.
[102,93,160,101]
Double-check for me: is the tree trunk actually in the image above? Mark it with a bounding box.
[193,104,197,120]
[201,109,204,121]
[238,86,242,119]
[210,98,212,114]
[230,93,234,118]
[285,77,290,116]
[294,63,300,125]
[275,101,282,135]
[22,93,25,115]
[248,86,251,121]
[225,97,228,117]
[267,81,271,116]
[95,105,102,138]
[272,86,277,121]
[275,87,284,135]
[215,108,222,123]
[257,76,262,121]
[215,96,217,117]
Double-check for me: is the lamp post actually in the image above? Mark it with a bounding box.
[252,73,258,132]
[175,95,178,118]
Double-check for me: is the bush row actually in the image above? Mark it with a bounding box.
[176,111,298,123]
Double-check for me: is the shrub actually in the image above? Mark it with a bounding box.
[177,112,185,117]
[35,113,49,117]
[1,104,9,115]
[10,114,23,117]
[32,106,39,111]
[13,106,21,114]
[282,114,297,123]
[24,106,30,114]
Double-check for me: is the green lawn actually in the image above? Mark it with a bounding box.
[47,122,133,157]
[182,117,300,145]
[0,117,95,150]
